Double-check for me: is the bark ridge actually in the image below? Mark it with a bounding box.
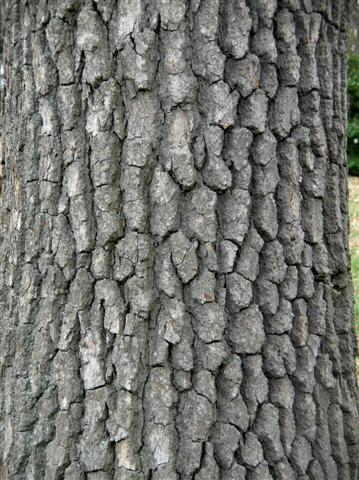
[0,0,357,479]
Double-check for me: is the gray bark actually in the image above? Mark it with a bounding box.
[0,1,358,479]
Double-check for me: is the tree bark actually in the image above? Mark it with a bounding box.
[0,1,358,479]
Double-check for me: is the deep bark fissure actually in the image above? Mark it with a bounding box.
[0,1,357,479]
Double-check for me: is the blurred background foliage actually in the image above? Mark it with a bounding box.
[348,51,359,175]
[348,7,359,175]
[348,6,359,360]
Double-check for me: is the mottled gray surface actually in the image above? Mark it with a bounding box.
[0,0,358,479]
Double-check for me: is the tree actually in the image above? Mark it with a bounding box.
[0,1,357,479]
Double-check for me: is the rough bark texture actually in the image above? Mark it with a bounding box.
[0,1,358,479]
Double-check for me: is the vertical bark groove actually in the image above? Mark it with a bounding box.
[0,1,357,479]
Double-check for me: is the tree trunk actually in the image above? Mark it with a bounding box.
[0,1,357,479]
